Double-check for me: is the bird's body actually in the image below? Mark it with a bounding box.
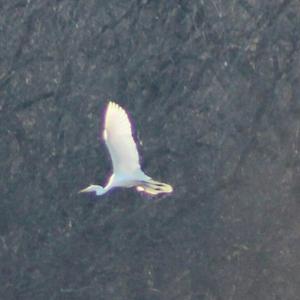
[80,101,173,196]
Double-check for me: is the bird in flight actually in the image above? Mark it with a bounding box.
[80,101,173,196]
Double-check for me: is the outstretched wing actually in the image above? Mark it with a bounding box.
[103,101,141,175]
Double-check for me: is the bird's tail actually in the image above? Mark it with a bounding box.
[136,179,173,195]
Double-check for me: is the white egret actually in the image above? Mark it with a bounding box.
[80,101,173,196]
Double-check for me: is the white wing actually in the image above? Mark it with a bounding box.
[103,101,141,175]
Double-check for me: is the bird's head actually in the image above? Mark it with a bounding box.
[79,185,106,196]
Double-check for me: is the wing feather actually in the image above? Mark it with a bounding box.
[103,101,140,175]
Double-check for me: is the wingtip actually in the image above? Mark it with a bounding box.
[107,101,126,115]
[107,100,119,111]
[107,100,114,107]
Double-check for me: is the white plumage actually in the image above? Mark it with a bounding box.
[80,101,173,196]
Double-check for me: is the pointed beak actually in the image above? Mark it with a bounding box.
[79,187,90,193]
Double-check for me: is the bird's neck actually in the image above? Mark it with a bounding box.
[102,185,112,194]
[93,185,104,196]
[104,174,116,191]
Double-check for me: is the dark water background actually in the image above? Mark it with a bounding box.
[1,1,300,299]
